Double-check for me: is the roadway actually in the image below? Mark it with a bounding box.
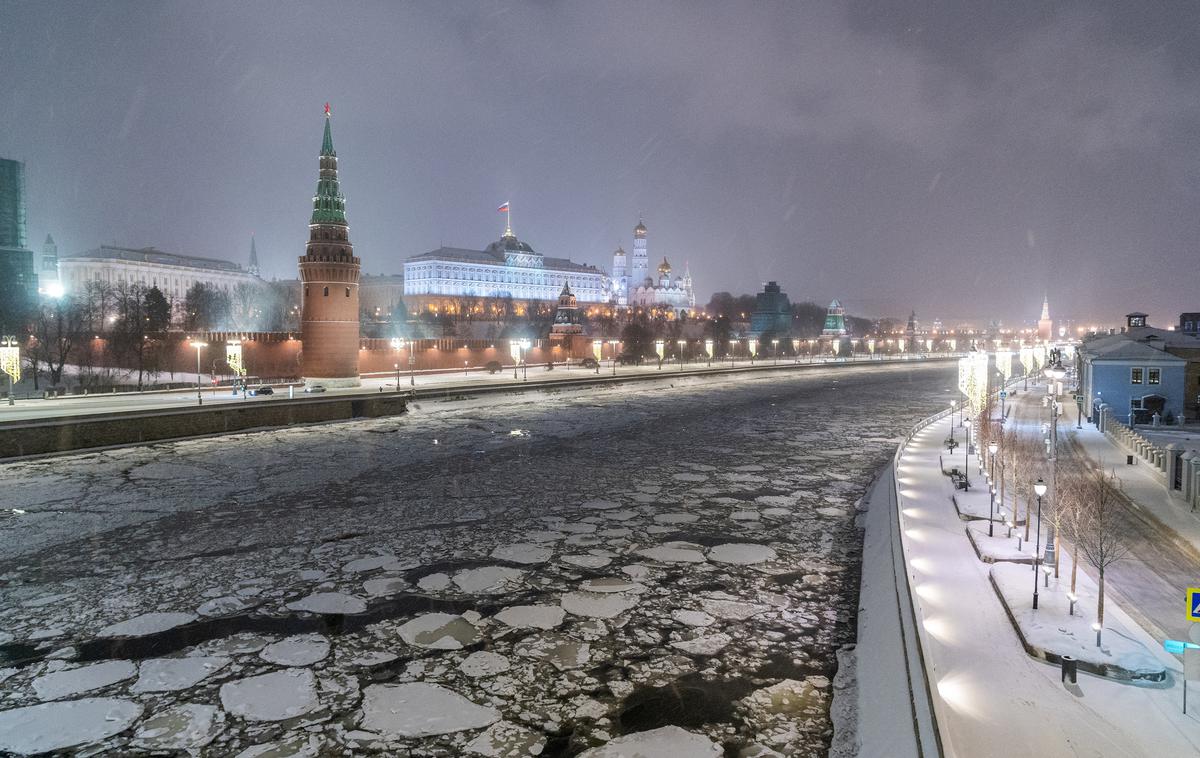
[1006,382,1200,643]
[0,354,937,424]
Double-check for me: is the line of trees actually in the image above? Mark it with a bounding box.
[705,291,875,336]
[986,421,1129,640]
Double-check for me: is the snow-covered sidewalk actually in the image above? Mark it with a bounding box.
[895,413,1200,757]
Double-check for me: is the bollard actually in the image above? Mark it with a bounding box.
[1061,655,1078,684]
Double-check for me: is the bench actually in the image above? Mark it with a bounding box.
[948,469,969,490]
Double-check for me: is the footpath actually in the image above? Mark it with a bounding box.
[889,410,1200,756]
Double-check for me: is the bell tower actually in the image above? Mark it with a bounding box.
[298,104,361,387]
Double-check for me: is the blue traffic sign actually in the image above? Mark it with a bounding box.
[1189,588,1200,622]
[999,391,1008,399]
[1164,639,1200,655]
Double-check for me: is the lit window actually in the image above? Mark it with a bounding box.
[1148,368,1160,385]
[1130,368,1143,384]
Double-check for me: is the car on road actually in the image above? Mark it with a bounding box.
[304,384,326,393]
[249,385,274,396]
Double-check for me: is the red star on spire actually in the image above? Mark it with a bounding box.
[324,102,331,117]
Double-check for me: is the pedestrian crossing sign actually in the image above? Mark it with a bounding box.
[1189,588,1200,622]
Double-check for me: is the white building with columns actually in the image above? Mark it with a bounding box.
[58,244,262,305]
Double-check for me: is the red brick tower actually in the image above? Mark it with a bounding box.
[299,104,361,387]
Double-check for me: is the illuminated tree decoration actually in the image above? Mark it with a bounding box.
[226,340,246,377]
[996,349,1013,383]
[0,337,20,383]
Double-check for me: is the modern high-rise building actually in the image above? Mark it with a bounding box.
[0,158,38,328]
[298,105,361,387]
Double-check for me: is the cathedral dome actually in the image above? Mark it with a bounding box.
[614,246,626,257]
[657,257,671,275]
[634,219,647,238]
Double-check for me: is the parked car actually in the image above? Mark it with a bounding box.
[580,357,599,369]
[485,360,503,374]
[249,385,274,396]
[304,384,327,393]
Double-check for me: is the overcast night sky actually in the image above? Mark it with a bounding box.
[2,1,1198,326]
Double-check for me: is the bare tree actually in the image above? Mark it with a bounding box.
[1074,471,1130,644]
[32,296,87,388]
[1055,464,1090,597]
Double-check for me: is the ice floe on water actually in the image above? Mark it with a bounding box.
[360,682,499,737]
[458,651,512,678]
[219,669,319,722]
[453,565,525,594]
[133,703,223,751]
[31,659,135,700]
[132,656,229,692]
[98,611,196,637]
[635,543,707,563]
[561,590,639,619]
[490,542,552,564]
[0,698,142,754]
[578,725,722,757]
[708,542,779,565]
[494,603,565,630]
[398,612,480,649]
[260,634,330,666]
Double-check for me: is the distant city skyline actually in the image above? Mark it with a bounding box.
[3,1,1197,325]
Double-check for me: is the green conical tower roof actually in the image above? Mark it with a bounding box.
[321,109,336,157]
[311,104,347,225]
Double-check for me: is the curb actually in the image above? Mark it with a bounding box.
[985,572,1166,682]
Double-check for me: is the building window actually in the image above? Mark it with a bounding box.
[323,286,329,296]
[345,287,350,297]
[1148,368,1161,385]
[1131,368,1143,384]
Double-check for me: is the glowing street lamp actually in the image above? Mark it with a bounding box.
[608,339,619,376]
[655,339,665,369]
[705,339,714,367]
[592,339,602,374]
[677,339,686,372]
[1033,478,1047,609]
[771,338,779,365]
[189,340,207,405]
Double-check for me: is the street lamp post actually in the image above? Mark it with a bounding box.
[190,340,207,405]
[394,362,400,389]
[609,340,618,376]
[948,401,956,444]
[1045,361,1067,575]
[520,339,530,381]
[1033,478,1047,609]
[963,418,972,488]
[677,339,685,372]
[988,442,999,536]
[409,341,416,387]
[772,338,779,365]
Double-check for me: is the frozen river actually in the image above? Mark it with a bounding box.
[0,362,954,756]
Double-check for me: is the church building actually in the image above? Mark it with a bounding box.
[610,218,695,316]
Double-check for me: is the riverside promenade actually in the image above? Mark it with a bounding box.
[883,409,1199,757]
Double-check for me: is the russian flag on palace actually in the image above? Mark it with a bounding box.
[497,202,510,213]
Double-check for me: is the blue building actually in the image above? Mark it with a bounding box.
[1079,312,1197,425]
[749,281,792,337]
